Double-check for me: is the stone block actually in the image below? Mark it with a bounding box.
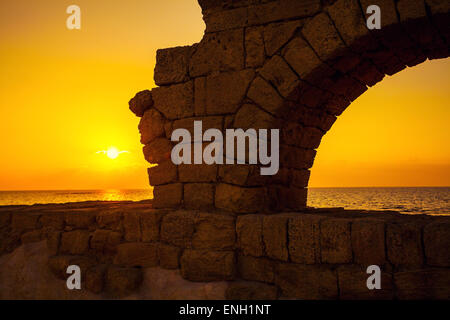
[423,221,450,267]
[194,77,207,116]
[263,20,304,56]
[394,269,450,299]
[96,210,122,231]
[276,263,338,299]
[40,214,64,230]
[204,7,248,33]
[129,90,153,117]
[206,69,255,114]
[60,230,90,255]
[85,264,107,294]
[160,211,196,247]
[338,265,394,300]
[351,218,386,265]
[11,214,39,234]
[153,183,183,208]
[386,222,424,269]
[179,164,217,182]
[152,81,194,120]
[291,169,310,188]
[138,108,165,145]
[263,215,289,261]
[192,212,236,250]
[21,229,42,244]
[184,183,215,210]
[114,242,159,267]
[105,266,143,298]
[143,137,172,164]
[215,184,268,213]
[65,212,96,230]
[148,161,177,186]
[123,212,141,242]
[226,281,278,300]
[159,244,182,269]
[90,229,121,254]
[245,26,265,68]
[141,210,165,242]
[236,215,264,256]
[189,29,244,77]
[237,254,275,283]
[234,104,278,130]
[154,46,191,85]
[320,218,353,264]
[247,77,284,114]
[288,214,324,264]
[181,250,235,281]
[48,255,95,280]
[248,0,320,25]
[259,55,300,98]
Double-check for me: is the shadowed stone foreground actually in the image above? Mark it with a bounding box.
[0,201,449,299]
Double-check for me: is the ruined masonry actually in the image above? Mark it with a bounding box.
[0,0,449,299]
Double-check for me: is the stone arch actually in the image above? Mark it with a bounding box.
[130,0,449,214]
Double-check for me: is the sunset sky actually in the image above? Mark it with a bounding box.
[0,0,448,190]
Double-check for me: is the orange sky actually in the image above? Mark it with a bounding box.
[0,0,448,190]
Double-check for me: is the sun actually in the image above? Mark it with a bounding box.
[96,147,129,159]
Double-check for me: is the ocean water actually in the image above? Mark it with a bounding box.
[0,187,448,215]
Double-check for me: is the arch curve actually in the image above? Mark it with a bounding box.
[130,0,450,213]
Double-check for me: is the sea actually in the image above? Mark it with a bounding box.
[0,187,448,215]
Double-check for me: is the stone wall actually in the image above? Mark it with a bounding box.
[130,0,450,213]
[1,203,449,299]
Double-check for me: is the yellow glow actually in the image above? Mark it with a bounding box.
[0,0,448,190]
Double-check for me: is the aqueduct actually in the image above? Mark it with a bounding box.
[0,0,449,300]
[131,0,450,214]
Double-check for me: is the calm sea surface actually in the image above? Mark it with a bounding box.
[0,187,448,215]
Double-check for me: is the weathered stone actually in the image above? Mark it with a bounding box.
[395,269,450,299]
[96,210,122,231]
[218,165,265,186]
[21,229,42,244]
[298,126,323,149]
[152,81,194,120]
[143,138,173,164]
[153,183,183,208]
[184,184,215,210]
[60,230,90,255]
[351,218,386,265]
[276,263,338,299]
[245,26,265,68]
[46,231,61,256]
[247,77,284,114]
[123,212,141,242]
[237,254,275,283]
[138,109,165,144]
[338,265,394,300]
[129,90,153,117]
[248,0,320,25]
[204,7,248,33]
[263,20,304,56]
[90,229,121,254]
[269,186,307,211]
[280,145,316,169]
[40,214,64,230]
[234,104,278,130]
[189,29,244,77]
[288,214,323,264]
[215,183,267,214]
[262,215,289,261]
[386,222,424,269]
[159,244,182,269]
[302,12,346,61]
[206,69,255,114]
[11,214,39,234]
[141,210,165,242]
[85,264,107,294]
[105,266,143,298]
[259,55,300,98]
[226,281,278,300]
[192,213,235,250]
[171,116,223,137]
[236,215,264,256]
[114,242,159,267]
[160,211,196,247]
[291,169,310,188]
[65,212,95,230]
[48,255,95,280]
[181,250,235,281]
[320,218,353,264]
[194,77,207,116]
[154,46,191,85]
[179,164,217,182]
[423,221,450,267]
[148,161,178,186]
